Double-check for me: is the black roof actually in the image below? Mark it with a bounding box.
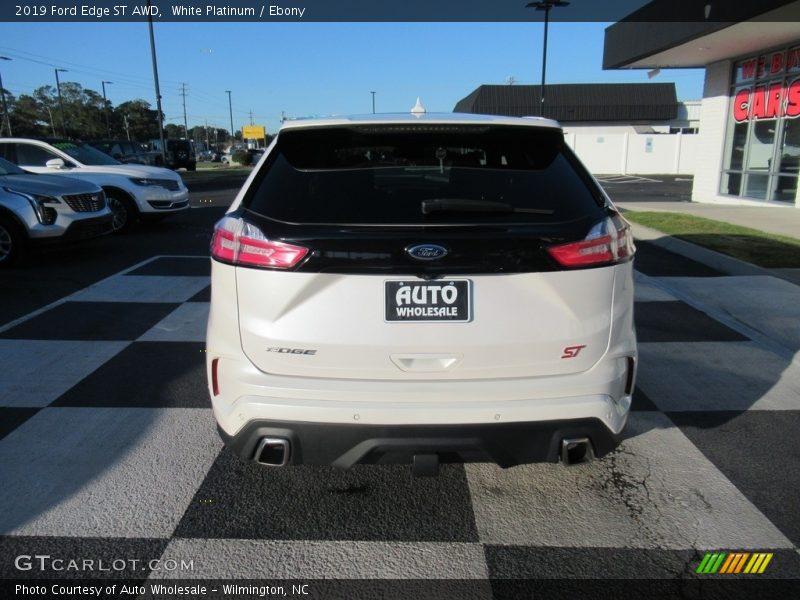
[453,83,678,122]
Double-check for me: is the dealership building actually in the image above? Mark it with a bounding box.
[604,0,800,206]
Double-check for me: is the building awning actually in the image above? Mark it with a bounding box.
[453,83,678,122]
[603,0,800,69]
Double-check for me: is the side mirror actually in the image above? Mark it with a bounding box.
[45,158,66,169]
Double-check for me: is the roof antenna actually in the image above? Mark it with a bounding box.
[410,97,426,116]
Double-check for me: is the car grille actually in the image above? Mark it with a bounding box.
[63,192,106,212]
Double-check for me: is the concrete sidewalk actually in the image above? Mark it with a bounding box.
[614,199,800,240]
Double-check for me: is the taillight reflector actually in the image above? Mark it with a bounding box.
[211,358,220,396]
[211,216,308,269]
[546,216,635,268]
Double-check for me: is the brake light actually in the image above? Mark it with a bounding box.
[211,216,308,269]
[546,215,635,268]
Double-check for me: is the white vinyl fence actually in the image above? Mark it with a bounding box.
[564,132,699,176]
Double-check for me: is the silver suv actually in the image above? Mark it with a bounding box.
[206,113,637,476]
[0,157,112,266]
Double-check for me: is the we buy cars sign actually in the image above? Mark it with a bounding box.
[732,47,800,121]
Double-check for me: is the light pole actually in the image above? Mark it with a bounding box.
[225,90,234,144]
[101,80,113,138]
[370,91,376,114]
[147,0,166,165]
[54,68,68,136]
[0,56,11,137]
[526,0,569,117]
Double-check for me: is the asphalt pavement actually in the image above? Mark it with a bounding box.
[1,173,798,597]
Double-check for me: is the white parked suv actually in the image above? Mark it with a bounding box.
[206,113,637,475]
[0,138,189,232]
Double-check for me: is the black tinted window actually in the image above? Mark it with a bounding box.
[16,143,60,167]
[245,125,604,225]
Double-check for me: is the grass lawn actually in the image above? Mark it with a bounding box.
[622,210,800,268]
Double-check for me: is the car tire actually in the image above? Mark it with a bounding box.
[106,192,137,233]
[0,213,26,267]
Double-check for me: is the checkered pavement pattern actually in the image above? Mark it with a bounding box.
[1,244,799,588]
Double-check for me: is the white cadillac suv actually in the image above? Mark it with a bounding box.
[0,138,189,232]
[206,113,637,475]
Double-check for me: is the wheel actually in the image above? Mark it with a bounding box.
[0,213,26,267]
[106,192,137,233]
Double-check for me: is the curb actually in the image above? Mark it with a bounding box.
[627,221,785,279]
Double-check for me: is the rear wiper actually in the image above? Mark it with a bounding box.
[421,198,554,215]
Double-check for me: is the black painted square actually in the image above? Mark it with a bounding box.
[631,387,659,411]
[635,301,748,343]
[633,241,724,277]
[174,448,478,542]
[668,410,800,546]
[127,256,210,277]
[0,408,39,440]
[0,302,180,341]
[187,286,210,302]
[53,342,207,408]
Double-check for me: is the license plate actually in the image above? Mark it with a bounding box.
[385,280,471,322]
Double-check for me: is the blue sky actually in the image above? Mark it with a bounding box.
[0,21,704,135]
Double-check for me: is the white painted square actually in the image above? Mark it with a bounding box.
[138,303,209,342]
[0,407,221,538]
[0,340,129,407]
[466,412,793,549]
[637,342,800,411]
[152,539,490,580]
[69,276,210,304]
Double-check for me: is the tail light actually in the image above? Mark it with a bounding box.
[546,214,635,268]
[211,216,308,269]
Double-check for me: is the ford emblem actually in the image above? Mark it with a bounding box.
[406,244,448,261]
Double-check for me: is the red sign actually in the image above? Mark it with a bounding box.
[733,79,800,121]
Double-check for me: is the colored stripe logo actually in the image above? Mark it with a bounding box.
[696,552,773,574]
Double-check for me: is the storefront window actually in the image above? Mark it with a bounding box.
[721,45,800,204]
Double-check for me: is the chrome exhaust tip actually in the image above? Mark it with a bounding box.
[561,437,595,465]
[254,437,290,467]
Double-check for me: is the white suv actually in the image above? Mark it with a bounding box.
[206,114,637,475]
[0,138,189,232]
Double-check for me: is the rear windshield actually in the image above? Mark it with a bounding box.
[245,125,605,225]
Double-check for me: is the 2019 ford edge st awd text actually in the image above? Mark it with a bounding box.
[206,113,637,475]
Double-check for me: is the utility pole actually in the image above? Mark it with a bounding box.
[370,91,376,114]
[281,111,285,124]
[0,56,12,137]
[46,106,55,136]
[147,0,166,165]
[101,81,113,138]
[54,68,68,137]
[179,82,188,138]
[123,114,131,140]
[205,118,209,147]
[248,109,253,125]
[225,90,234,144]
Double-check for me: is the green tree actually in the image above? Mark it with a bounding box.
[164,123,182,139]
[114,99,159,142]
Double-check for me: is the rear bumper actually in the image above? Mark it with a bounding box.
[217,417,623,468]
